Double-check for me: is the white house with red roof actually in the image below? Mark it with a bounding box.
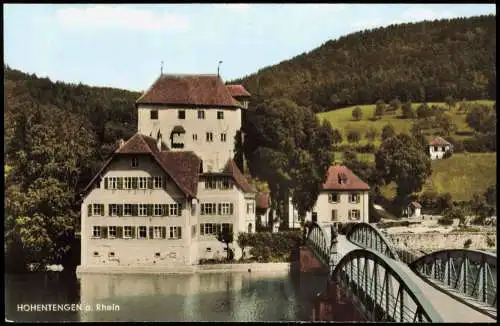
[77,75,256,272]
[429,136,453,160]
[305,164,370,226]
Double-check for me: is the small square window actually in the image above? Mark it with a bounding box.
[178,110,185,119]
[217,111,224,120]
[329,193,339,203]
[131,157,139,168]
[206,248,212,252]
[155,252,161,257]
[93,251,99,257]
[108,252,115,257]
[150,110,158,120]
[198,110,205,119]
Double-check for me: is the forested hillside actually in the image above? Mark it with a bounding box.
[4,66,140,271]
[232,15,496,112]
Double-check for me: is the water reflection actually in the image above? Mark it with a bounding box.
[6,270,326,322]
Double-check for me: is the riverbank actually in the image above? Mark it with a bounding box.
[76,262,293,276]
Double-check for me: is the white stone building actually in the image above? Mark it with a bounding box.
[305,164,370,227]
[78,74,256,270]
[429,136,453,160]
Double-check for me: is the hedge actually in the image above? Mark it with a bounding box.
[237,231,302,263]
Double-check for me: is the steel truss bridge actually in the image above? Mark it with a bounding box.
[305,222,496,322]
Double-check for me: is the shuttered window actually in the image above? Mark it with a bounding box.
[138,226,147,239]
[92,226,101,238]
[124,226,133,238]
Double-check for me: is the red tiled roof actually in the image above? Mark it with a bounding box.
[322,165,370,191]
[82,133,200,197]
[155,151,201,197]
[226,84,251,98]
[256,192,270,209]
[136,74,241,108]
[222,159,257,193]
[409,201,422,208]
[116,133,167,154]
[429,136,452,146]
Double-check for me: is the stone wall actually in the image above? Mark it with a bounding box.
[388,232,496,251]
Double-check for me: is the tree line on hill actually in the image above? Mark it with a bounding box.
[232,15,496,112]
[4,66,139,272]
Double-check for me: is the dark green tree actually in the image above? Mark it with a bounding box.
[364,127,378,142]
[332,128,343,145]
[374,99,387,117]
[375,134,432,213]
[416,103,433,118]
[389,98,402,111]
[401,100,416,119]
[347,130,361,143]
[381,124,395,141]
[444,95,456,110]
[216,228,234,261]
[352,106,363,121]
[465,104,496,134]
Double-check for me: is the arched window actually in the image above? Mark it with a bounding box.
[248,223,252,233]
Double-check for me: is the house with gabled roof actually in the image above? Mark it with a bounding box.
[305,164,370,226]
[429,136,453,160]
[78,74,256,270]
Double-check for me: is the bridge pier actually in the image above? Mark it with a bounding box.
[299,246,328,274]
[312,280,365,321]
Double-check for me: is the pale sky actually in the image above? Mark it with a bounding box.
[4,3,496,91]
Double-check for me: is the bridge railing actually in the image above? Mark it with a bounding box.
[409,249,497,316]
[332,249,443,323]
[346,223,401,261]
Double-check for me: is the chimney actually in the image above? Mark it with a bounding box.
[118,139,125,148]
[156,131,162,151]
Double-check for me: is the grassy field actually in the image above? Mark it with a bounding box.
[380,153,497,202]
[317,100,494,146]
[422,152,497,201]
[333,151,374,164]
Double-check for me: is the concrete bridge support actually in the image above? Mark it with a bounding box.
[300,246,364,321]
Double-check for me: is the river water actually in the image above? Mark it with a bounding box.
[5,269,326,322]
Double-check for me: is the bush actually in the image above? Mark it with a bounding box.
[357,143,376,153]
[445,136,464,153]
[338,222,357,235]
[443,151,453,159]
[375,100,387,117]
[443,206,466,226]
[381,124,395,141]
[401,102,416,119]
[347,130,361,143]
[437,216,453,226]
[416,103,433,118]
[463,238,472,249]
[462,134,496,153]
[486,236,495,247]
[365,128,378,142]
[237,231,302,263]
[352,106,363,121]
